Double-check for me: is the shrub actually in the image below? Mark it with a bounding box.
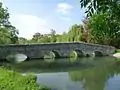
[0,67,50,90]
[115,49,120,53]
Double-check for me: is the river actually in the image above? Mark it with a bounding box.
[6,57,120,90]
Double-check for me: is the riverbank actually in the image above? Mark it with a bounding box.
[112,49,120,58]
[0,67,50,90]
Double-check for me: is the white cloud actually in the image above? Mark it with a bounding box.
[57,3,73,16]
[10,14,51,39]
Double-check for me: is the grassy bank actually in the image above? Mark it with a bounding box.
[116,49,120,53]
[0,67,50,90]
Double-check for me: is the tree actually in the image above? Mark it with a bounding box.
[18,37,28,44]
[68,24,82,42]
[56,34,62,42]
[32,32,41,42]
[80,0,120,48]
[80,0,120,18]
[88,12,120,47]
[0,2,18,44]
[30,32,51,44]
[0,28,12,44]
[81,19,90,43]
[88,13,111,44]
[50,29,56,42]
[61,32,68,42]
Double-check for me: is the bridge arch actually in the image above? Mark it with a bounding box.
[44,50,60,59]
[70,49,84,58]
[52,50,60,58]
[93,51,103,57]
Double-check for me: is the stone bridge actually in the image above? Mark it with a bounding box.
[0,42,116,60]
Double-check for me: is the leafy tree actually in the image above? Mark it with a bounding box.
[30,32,51,44]
[88,12,120,47]
[18,37,28,44]
[0,2,18,44]
[32,32,41,42]
[50,29,56,42]
[80,0,120,48]
[88,13,111,44]
[80,0,120,18]
[61,32,69,42]
[38,35,50,43]
[68,24,82,42]
[56,34,62,42]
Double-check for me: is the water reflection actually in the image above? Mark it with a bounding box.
[7,57,120,90]
[69,64,117,90]
[10,57,98,73]
[6,53,27,63]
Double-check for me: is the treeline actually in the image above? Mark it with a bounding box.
[18,24,87,44]
[0,1,120,48]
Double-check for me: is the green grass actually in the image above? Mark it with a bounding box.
[0,67,50,90]
[116,49,120,53]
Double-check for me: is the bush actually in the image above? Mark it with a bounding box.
[115,49,120,53]
[0,67,50,90]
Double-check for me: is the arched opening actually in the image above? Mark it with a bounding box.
[94,51,103,57]
[86,54,90,57]
[6,53,27,63]
[70,49,84,58]
[44,50,60,59]
[52,50,60,58]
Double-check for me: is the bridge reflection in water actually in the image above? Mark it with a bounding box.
[5,57,120,90]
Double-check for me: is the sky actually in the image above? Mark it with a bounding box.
[2,0,85,39]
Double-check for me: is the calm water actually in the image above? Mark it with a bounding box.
[8,57,120,90]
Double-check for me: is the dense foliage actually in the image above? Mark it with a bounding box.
[88,12,120,47]
[0,2,18,44]
[79,0,120,48]
[80,0,120,18]
[0,67,49,90]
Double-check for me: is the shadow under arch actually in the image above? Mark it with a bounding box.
[94,51,103,57]
[52,50,60,58]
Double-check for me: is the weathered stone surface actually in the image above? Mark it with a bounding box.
[0,42,116,60]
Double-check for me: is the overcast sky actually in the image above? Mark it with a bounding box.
[2,0,85,39]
